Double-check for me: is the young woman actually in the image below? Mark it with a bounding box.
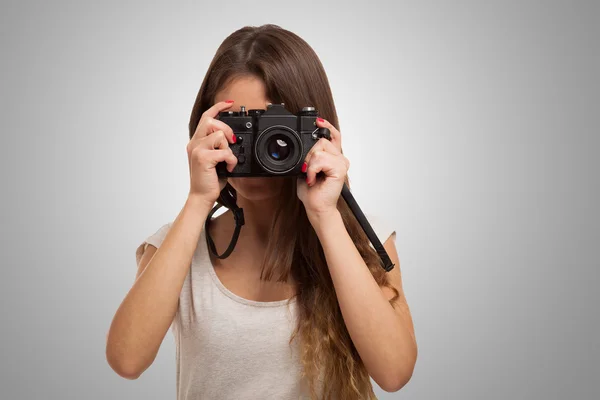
[106,24,417,400]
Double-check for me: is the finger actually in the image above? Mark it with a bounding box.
[205,117,236,143]
[316,117,342,151]
[200,100,235,124]
[187,130,230,172]
[305,151,346,186]
[193,100,235,138]
[202,130,230,150]
[303,138,340,168]
[206,148,238,172]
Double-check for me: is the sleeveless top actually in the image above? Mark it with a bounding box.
[135,213,396,400]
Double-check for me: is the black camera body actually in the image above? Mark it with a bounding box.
[215,103,330,177]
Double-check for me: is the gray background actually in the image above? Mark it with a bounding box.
[1,0,598,399]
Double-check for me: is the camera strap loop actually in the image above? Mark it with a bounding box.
[204,183,245,259]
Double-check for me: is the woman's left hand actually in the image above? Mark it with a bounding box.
[297,117,349,218]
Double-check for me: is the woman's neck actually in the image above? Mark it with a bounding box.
[234,194,278,243]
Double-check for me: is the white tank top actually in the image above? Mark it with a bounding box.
[135,213,395,399]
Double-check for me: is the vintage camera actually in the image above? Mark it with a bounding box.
[215,103,331,177]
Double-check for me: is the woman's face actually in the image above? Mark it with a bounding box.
[213,76,286,202]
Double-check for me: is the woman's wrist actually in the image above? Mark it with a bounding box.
[184,194,215,222]
[307,208,343,235]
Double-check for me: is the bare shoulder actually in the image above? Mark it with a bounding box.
[135,243,158,281]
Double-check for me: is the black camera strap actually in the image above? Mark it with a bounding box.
[204,182,395,272]
[204,183,244,259]
[340,184,395,272]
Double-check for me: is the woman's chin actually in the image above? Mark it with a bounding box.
[229,177,285,201]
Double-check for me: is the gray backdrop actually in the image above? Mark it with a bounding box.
[1,0,598,399]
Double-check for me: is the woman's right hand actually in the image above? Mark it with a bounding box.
[187,100,238,206]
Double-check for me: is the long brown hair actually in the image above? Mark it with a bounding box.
[188,24,399,400]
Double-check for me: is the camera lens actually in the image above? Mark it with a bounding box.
[254,126,302,174]
[267,137,290,161]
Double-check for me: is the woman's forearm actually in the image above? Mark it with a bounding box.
[309,210,417,392]
[106,195,212,378]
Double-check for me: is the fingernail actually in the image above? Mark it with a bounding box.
[301,162,307,173]
[317,117,325,123]
[225,100,234,103]
[232,135,237,143]
[306,176,310,185]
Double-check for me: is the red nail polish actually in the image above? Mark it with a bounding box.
[301,162,307,173]
[232,135,237,143]
[225,100,234,103]
[317,117,325,123]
